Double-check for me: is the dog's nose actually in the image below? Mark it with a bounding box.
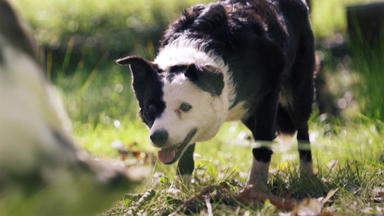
[150,129,168,147]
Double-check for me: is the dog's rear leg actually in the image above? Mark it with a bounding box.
[290,17,316,177]
[242,91,279,192]
[297,124,314,176]
[177,143,195,183]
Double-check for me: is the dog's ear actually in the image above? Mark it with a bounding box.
[115,55,160,87]
[185,64,224,96]
[115,56,158,83]
[116,56,163,106]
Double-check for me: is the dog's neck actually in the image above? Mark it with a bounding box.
[154,36,236,111]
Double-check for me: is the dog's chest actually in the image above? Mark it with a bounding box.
[226,101,248,121]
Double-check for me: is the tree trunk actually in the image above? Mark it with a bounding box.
[347,2,384,48]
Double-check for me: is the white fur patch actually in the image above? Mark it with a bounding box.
[150,73,228,146]
[298,140,314,176]
[152,36,240,146]
[277,132,296,145]
[226,101,248,121]
[155,36,236,107]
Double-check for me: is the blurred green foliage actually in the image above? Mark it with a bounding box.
[10,0,384,151]
[12,0,209,63]
[350,42,384,121]
[311,0,381,37]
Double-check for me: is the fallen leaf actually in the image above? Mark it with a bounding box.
[321,189,338,205]
[236,185,297,211]
[295,198,322,216]
[372,187,384,203]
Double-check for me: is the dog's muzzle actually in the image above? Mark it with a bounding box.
[157,128,197,164]
[150,129,168,147]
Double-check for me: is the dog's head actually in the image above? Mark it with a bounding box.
[116,56,228,164]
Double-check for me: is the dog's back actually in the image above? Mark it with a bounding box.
[160,0,314,110]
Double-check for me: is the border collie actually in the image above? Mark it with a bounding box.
[117,0,315,191]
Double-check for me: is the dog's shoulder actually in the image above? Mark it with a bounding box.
[160,0,307,49]
[160,3,228,47]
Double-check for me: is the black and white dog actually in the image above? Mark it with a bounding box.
[117,0,315,191]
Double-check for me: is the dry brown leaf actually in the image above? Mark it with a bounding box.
[236,186,297,211]
[321,189,338,205]
[294,198,322,216]
[236,185,337,215]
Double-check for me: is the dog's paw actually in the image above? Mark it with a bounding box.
[182,174,192,184]
[299,161,315,178]
[242,183,269,194]
[176,174,192,187]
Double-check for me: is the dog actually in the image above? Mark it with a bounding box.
[117,0,315,191]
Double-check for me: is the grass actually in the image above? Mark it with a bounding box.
[97,115,383,215]
[10,0,384,215]
[49,54,383,215]
[350,42,384,121]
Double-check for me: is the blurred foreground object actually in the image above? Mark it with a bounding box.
[0,1,146,215]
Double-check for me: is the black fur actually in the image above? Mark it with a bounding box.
[177,144,195,176]
[297,125,313,162]
[160,0,314,162]
[116,56,165,127]
[184,64,224,96]
[252,147,273,163]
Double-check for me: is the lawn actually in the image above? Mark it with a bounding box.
[11,0,384,215]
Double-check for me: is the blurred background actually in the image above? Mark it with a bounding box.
[10,0,384,155]
[7,0,384,214]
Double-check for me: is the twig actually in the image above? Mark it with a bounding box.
[205,196,213,216]
[127,189,155,214]
[170,182,229,216]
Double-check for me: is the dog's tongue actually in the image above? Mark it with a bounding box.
[158,147,176,164]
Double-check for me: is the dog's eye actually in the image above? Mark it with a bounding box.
[179,103,192,112]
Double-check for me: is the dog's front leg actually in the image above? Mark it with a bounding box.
[242,92,279,192]
[177,143,195,183]
[247,147,273,192]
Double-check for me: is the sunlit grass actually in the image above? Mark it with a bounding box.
[350,43,384,121]
[101,114,383,215]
